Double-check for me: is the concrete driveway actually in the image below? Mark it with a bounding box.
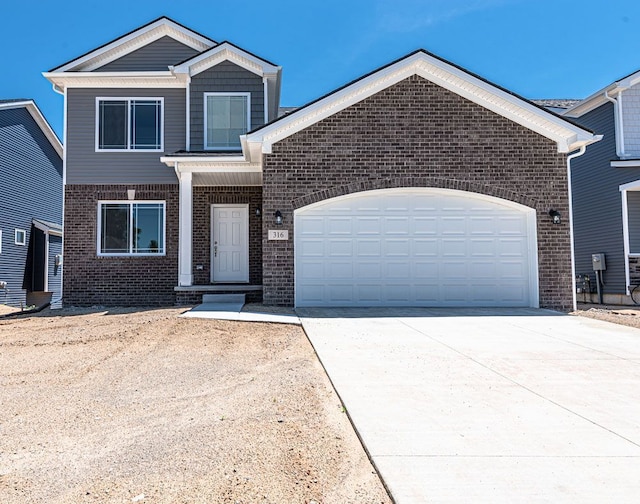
[298,308,640,503]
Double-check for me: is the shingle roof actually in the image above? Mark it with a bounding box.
[532,99,581,110]
[0,98,31,104]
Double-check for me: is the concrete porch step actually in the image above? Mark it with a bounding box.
[202,293,246,304]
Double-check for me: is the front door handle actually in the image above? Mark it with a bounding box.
[214,241,218,257]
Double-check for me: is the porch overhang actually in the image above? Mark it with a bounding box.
[160,155,263,186]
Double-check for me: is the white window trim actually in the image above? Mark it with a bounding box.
[95,97,164,152]
[15,229,26,246]
[203,92,251,151]
[97,200,166,257]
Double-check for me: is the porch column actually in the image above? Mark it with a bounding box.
[178,170,193,286]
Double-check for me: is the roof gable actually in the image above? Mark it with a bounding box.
[0,100,62,158]
[50,17,215,72]
[245,50,597,157]
[172,41,280,77]
[564,68,640,118]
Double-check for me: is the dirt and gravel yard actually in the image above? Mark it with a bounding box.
[573,303,640,329]
[0,307,390,504]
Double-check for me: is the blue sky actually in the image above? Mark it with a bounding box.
[3,0,640,138]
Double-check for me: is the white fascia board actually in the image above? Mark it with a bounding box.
[43,71,187,90]
[160,155,247,164]
[163,158,262,173]
[52,19,214,72]
[32,220,63,236]
[563,80,632,118]
[0,100,63,157]
[172,43,280,78]
[248,52,597,155]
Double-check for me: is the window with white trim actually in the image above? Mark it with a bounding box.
[204,93,250,150]
[15,229,26,246]
[98,202,165,256]
[96,98,163,151]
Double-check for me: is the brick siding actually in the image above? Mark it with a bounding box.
[63,184,179,306]
[262,75,573,310]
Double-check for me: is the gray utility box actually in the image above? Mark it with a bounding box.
[592,253,606,271]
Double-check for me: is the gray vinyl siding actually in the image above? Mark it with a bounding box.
[571,101,640,293]
[190,61,264,150]
[0,107,63,307]
[66,88,185,184]
[96,36,200,72]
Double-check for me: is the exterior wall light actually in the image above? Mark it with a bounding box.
[274,210,283,225]
[549,209,561,225]
[255,207,261,217]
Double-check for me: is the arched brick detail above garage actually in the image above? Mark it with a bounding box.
[262,75,575,310]
[291,177,538,211]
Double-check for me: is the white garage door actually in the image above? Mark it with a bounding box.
[294,188,538,307]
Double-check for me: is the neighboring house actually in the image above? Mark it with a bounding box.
[0,100,63,308]
[45,17,599,311]
[563,71,640,304]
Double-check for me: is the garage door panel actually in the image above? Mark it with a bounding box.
[355,217,382,234]
[299,239,324,257]
[414,262,439,278]
[328,239,352,256]
[327,217,352,235]
[356,262,382,278]
[440,216,466,234]
[327,261,353,278]
[298,216,324,235]
[498,216,527,234]
[413,217,438,235]
[384,216,410,234]
[295,188,536,307]
[442,239,467,257]
[414,239,438,256]
[357,240,381,257]
[498,238,527,256]
[470,239,496,256]
[386,261,411,278]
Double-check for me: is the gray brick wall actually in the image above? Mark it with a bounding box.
[262,75,572,310]
[63,184,178,306]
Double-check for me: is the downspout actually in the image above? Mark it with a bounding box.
[604,89,625,157]
[50,83,65,308]
[567,145,588,311]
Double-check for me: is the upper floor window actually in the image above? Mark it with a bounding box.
[96,98,163,151]
[204,93,250,151]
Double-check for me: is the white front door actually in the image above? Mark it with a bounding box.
[211,204,249,282]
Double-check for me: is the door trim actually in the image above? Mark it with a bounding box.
[211,204,249,283]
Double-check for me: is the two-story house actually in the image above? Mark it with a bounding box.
[46,17,599,310]
[564,72,640,304]
[0,99,63,308]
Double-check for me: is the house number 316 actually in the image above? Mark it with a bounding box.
[268,230,289,240]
